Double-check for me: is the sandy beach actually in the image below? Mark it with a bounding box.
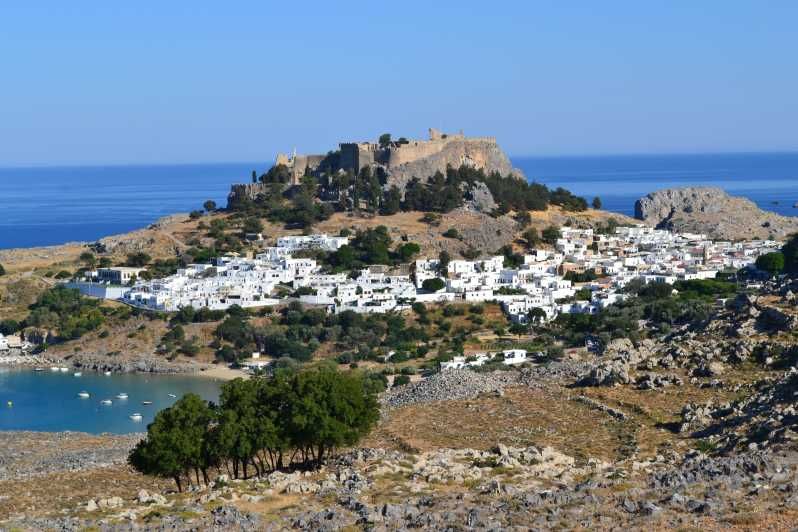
[195,364,249,381]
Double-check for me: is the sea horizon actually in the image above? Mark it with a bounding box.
[1,151,797,250]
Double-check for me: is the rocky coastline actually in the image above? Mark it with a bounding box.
[635,186,798,240]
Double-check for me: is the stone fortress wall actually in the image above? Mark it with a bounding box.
[244,127,522,202]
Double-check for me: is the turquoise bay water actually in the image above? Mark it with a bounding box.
[0,368,220,434]
[1,153,797,250]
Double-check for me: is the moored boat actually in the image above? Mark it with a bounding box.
[73,372,82,377]
[129,413,143,421]
[77,391,90,398]
[141,401,153,405]
[100,399,113,405]
[116,393,128,400]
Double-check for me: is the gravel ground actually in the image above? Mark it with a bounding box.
[0,431,142,481]
[381,369,519,408]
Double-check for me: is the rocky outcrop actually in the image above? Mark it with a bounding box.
[385,137,523,192]
[635,186,798,240]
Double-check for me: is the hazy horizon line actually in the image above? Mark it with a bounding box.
[2,149,798,171]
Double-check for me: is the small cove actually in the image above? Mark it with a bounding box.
[0,368,221,434]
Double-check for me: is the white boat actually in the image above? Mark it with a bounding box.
[58,367,69,373]
[141,401,153,405]
[104,371,112,376]
[129,413,143,421]
[34,368,44,372]
[77,391,90,398]
[167,393,177,398]
[100,399,113,405]
[73,372,82,377]
[49,367,59,372]
[116,393,128,400]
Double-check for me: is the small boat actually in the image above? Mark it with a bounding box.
[104,371,112,376]
[167,393,177,398]
[100,399,113,405]
[129,413,143,421]
[77,391,90,398]
[6,401,12,407]
[73,372,82,377]
[116,393,128,400]
[34,368,44,372]
[49,367,60,372]
[58,367,69,373]
[141,401,153,406]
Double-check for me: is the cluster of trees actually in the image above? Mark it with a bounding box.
[24,286,106,340]
[752,234,798,276]
[211,302,433,366]
[233,162,589,230]
[129,367,380,491]
[548,278,738,347]
[326,226,419,270]
[231,175,334,230]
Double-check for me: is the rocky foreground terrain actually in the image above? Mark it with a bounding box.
[3,280,798,530]
[636,186,798,240]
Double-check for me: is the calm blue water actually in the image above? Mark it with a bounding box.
[0,368,221,434]
[1,153,797,249]
[0,163,267,249]
[514,152,798,217]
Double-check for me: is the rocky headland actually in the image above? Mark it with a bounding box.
[635,186,798,240]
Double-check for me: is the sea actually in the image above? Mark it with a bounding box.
[0,368,221,434]
[1,153,797,250]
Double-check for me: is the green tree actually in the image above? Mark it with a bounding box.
[396,242,420,262]
[242,217,264,234]
[541,226,561,245]
[783,234,798,275]
[527,307,547,324]
[0,319,19,335]
[422,278,445,292]
[380,185,402,215]
[442,228,460,239]
[79,251,97,269]
[378,133,392,147]
[0,263,5,276]
[128,394,214,491]
[203,200,217,212]
[523,227,540,248]
[286,367,379,466]
[438,250,451,276]
[592,196,602,209]
[126,252,151,267]
[756,251,785,274]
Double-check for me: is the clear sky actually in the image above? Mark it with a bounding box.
[2,1,797,166]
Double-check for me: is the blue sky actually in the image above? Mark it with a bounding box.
[1,1,797,165]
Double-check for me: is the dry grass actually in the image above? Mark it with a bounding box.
[368,385,635,462]
[0,466,170,520]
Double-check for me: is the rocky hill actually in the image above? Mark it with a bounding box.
[635,186,798,240]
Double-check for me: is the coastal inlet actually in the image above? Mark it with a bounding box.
[0,369,220,434]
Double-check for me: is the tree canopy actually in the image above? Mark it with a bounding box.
[129,367,379,490]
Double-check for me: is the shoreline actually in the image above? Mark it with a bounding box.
[0,355,247,381]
